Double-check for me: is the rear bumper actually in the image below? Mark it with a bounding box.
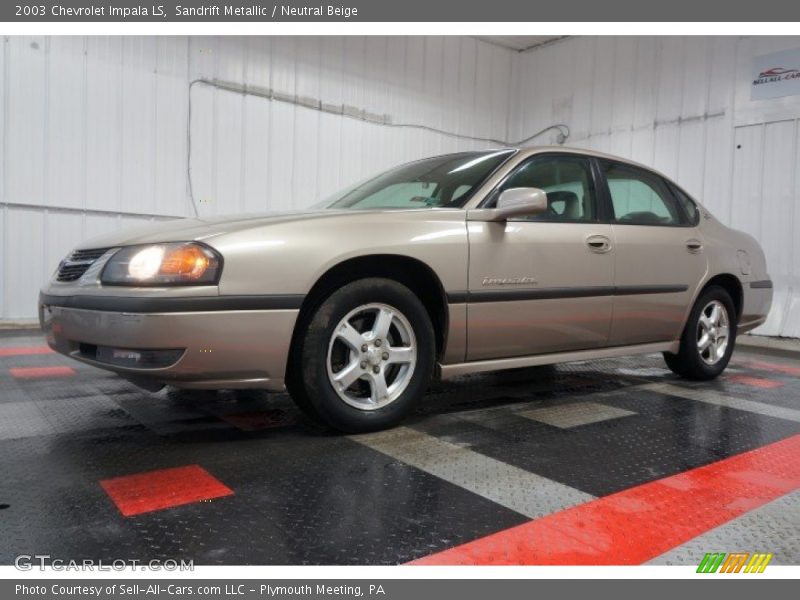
[39,293,299,391]
[739,281,773,334]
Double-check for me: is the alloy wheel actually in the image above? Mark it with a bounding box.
[696,299,730,365]
[326,303,417,410]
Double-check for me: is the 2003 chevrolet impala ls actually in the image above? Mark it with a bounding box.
[40,147,772,431]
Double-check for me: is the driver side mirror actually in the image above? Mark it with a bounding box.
[468,187,548,222]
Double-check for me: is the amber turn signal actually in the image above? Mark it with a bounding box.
[160,245,212,280]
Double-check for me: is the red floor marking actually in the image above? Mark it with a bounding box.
[10,366,75,379]
[410,434,800,565]
[727,374,784,389]
[100,465,234,517]
[745,360,800,377]
[219,410,296,431]
[0,346,53,357]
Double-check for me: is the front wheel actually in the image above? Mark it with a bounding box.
[663,285,737,380]
[292,278,435,432]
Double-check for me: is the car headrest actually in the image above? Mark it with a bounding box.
[547,191,580,220]
[619,211,665,224]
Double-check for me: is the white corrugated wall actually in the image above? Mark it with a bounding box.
[510,36,800,338]
[2,35,799,338]
[0,35,513,320]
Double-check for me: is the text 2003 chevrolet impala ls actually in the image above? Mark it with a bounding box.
[40,147,772,431]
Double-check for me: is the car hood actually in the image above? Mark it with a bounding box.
[74,209,380,250]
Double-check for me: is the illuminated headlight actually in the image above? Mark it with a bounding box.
[101,242,222,286]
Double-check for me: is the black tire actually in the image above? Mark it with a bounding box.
[284,365,325,425]
[663,285,737,380]
[290,278,435,433]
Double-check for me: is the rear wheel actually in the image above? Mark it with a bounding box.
[663,285,736,380]
[290,278,435,432]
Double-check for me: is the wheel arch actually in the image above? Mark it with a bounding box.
[285,254,450,382]
[701,273,744,322]
[673,273,744,351]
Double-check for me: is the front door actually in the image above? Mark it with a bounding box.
[466,154,615,361]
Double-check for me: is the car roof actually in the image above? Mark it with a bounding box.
[415,147,692,206]
[464,145,678,189]
[454,145,702,210]
[505,145,659,171]
[418,147,661,177]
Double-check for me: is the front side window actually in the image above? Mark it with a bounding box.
[601,161,685,226]
[488,155,597,222]
[323,150,515,210]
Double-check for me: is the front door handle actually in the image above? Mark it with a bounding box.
[686,239,703,253]
[586,234,612,253]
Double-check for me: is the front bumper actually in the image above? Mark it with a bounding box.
[39,294,299,391]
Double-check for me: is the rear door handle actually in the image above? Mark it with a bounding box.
[686,239,703,253]
[586,234,612,253]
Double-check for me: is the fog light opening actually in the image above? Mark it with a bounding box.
[78,343,184,369]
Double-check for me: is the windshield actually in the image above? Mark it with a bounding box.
[322,150,515,210]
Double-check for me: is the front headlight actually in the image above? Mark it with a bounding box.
[101,242,222,286]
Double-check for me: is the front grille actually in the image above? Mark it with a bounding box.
[56,248,110,282]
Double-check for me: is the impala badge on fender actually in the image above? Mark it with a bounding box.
[482,276,538,286]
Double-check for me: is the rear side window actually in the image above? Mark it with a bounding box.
[601,161,685,226]
[490,155,597,222]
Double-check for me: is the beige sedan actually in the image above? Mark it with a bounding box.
[40,147,772,431]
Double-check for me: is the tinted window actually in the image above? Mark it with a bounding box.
[670,184,700,225]
[490,155,596,222]
[602,162,684,226]
[324,150,514,210]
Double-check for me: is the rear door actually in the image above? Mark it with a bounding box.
[596,159,709,346]
[466,154,615,361]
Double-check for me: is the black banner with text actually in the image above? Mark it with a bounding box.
[4,0,800,22]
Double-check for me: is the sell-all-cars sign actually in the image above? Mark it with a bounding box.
[752,48,800,100]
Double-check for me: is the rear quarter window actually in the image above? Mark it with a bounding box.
[669,184,701,226]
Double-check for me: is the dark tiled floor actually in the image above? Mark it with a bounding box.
[1,333,798,564]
